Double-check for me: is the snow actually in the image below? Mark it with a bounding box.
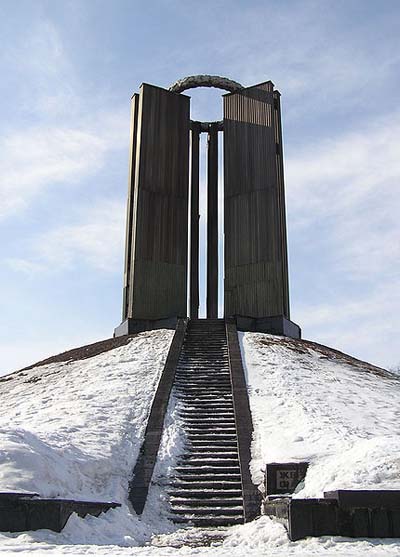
[240,332,400,497]
[0,330,399,555]
[0,329,174,501]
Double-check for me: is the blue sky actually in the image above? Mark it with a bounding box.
[1,0,399,373]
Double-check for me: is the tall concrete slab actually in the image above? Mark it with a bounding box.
[223,81,290,321]
[121,84,190,327]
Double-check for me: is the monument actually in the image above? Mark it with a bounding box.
[114,75,300,339]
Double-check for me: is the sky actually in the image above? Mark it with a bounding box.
[0,0,399,374]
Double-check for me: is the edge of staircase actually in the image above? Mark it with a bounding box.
[226,318,262,521]
[129,318,188,514]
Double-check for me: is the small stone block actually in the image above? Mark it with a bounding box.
[265,462,309,495]
[289,499,339,541]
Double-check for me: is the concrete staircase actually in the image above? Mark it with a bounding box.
[168,319,244,526]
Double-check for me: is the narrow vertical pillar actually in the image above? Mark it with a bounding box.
[207,123,219,318]
[273,91,290,319]
[190,122,201,319]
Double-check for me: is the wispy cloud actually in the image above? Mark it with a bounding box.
[6,198,125,274]
[0,120,125,219]
[287,110,400,366]
[296,276,400,368]
[0,17,128,220]
[286,111,400,278]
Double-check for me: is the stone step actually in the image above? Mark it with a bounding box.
[182,450,239,458]
[186,441,238,450]
[184,424,236,431]
[185,428,237,435]
[183,420,235,427]
[175,465,240,475]
[175,386,231,391]
[174,474,241,482]
[171,506,243,516]
[179,406,234,411]
[175,370,230,375]
[170,496,243,507]
[178,459,239,468]
[185,446,238,453]
[175,384,232,390]
[180,354,227,357]
[180,353,228,358]
[177,363,228,367]
[181,412,235,418]
[175,392,232,399]
[181,411,234,416]
[176,394,232,400]
[169,489,242,499]
[183,399,233,410]
[182,410,234,415]
[175,396,233,402]
[180,410,235,416]
[177,361,228,365]
[186,435,238,442]
[174,374,231,387]
[175,383,232,389]
[172,515,243,526]
[172,480,242,489]
[175,370,231,378]
[179,347,227,350]
[177,385,229,389]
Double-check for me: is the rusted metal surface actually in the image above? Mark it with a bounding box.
[223,81,290,319]
[126,84,190,320]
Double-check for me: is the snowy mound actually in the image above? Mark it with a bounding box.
[0,330,399,555]
[0,329,174,501]
[242,333,400,497]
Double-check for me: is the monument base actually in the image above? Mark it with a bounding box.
[234,315,301,339]
[114,317,179,337]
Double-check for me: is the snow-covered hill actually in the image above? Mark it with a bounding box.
[242,333,400,497]
[0,330,399,556]
[0,330,173,502]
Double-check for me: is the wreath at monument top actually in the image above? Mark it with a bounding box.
[169,75,244,94]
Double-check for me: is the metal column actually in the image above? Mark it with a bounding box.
[190,122,200,319]
[207,123,219,318]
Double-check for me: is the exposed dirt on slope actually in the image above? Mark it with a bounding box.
[0,335,137,382]
[258,335,397,380]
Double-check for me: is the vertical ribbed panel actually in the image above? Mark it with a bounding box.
[223,81,290,319]
[128,84,190,320]
[122,94,139,320]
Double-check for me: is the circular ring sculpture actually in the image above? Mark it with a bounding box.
[169,75,244,94]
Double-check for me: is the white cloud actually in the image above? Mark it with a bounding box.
[0,16,128,220]
[287,110,400,367]
[295,276,400,369]
[7,198,125,274]
[0,111,127,219]
[286,111,400,277]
